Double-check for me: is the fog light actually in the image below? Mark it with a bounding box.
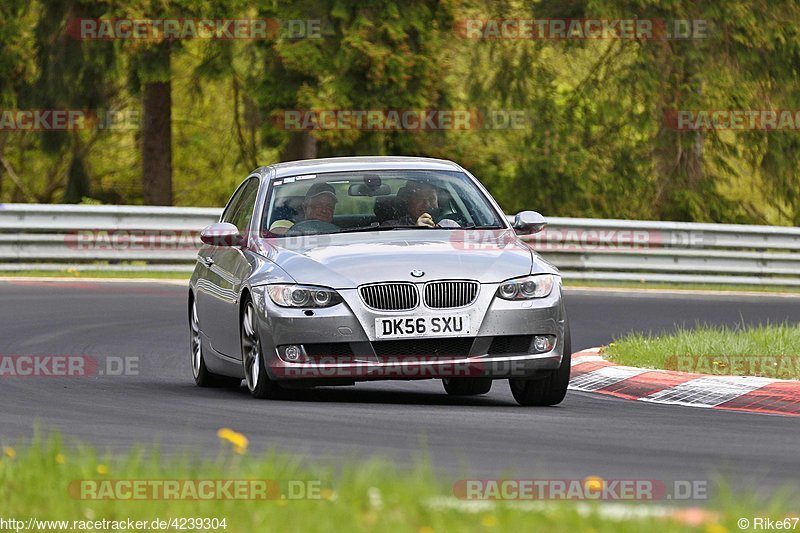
[533,336,554,353]
[284,345,301,361]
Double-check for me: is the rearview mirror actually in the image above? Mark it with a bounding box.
[200,222,244,247]
[509,211,547,235]
[348,183,391,196]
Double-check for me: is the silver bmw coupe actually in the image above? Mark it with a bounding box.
[189,156,571,406]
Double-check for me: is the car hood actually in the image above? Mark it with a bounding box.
[253,229,555,289]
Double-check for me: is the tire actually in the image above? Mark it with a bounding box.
[442,378,492,396]
[241,296,287,399]
[190,297,241,388]
[509,322,571,406]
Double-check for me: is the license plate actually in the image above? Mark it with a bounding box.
[375,314,470,339]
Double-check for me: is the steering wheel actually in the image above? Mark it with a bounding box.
[437,212,466,227]
[437,218,462,228]
[285,219,340,236]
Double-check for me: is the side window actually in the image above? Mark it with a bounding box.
[221,183,247,225]
[222,178,259,235]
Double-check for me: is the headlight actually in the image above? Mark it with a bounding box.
[496,274,556,300]
[266,284,343,308]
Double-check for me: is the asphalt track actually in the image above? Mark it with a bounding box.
[1,280,798,497]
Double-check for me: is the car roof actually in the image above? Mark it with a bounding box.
[263,156,462,179]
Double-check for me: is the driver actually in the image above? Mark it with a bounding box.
[268,182,338,234]
[383,181,438,227]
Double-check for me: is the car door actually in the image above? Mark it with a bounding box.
[195,182,247,346]
[204,176,261,358]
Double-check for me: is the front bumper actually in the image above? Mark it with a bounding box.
[251,282,566,381]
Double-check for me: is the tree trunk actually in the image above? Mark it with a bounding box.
[142,80,173,205]
[63,153,90,203]
[280,131,317,162]
[0,149,4,202]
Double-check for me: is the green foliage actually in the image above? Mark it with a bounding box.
[0,0,797,223]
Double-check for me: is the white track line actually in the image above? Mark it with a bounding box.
[568,366,650,392]
[641,375,776,408]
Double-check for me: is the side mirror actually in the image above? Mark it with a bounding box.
[509,211,547,235]
[200,222,244,247]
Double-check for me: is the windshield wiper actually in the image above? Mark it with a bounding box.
[338,223,504,233]
[459,224,506,230]
[337,224,425,234]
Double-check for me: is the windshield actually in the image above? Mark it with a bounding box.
[261,170,505,237]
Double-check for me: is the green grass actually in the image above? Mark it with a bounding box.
[1,433,790,532]
[604,322,800,378]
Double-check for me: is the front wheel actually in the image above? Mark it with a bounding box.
[442,378,492,396]
[509,322,571,406]
[241,297,287,399]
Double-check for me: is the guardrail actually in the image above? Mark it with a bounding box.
[1,203,799,286]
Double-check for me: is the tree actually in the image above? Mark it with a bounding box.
[243,0,454,162]
[0,0,36,202]
[130,40,174,205]
[26,0,119,203]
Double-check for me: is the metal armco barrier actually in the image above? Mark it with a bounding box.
[1,203,799,286]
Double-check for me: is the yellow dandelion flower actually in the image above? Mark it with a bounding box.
[480,515,497,527]
[55,454,66,465]
[704,524,728,533]
[583,476,604,493]
[217,428,249,453]
[3,447,16,459]
[419,527,435,533]
[96,464,108,475]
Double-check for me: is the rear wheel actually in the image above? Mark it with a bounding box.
[509,322,571,406]
[442,378,492,396]
[241,297,287,399]
[190,297,241,388]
